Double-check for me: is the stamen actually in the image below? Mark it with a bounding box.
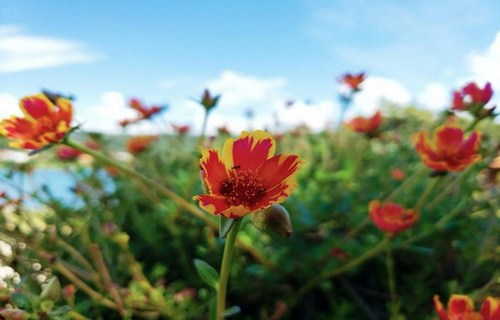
[219,169,266,207]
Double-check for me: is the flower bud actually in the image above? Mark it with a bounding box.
[251,204,293,237]
[200,89,220,112]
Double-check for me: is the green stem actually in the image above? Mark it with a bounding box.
[465,117,481,132]
[199,110,210,144]
[414,177,440,211]
[290,235,392,308]
[217,219,242,320]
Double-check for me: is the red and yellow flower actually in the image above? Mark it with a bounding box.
[194,130,302,218]
[339,72,365,91]
[369,200,418,233]
[346,111,382,135]
[414,122,481,172]
[434,295,500,320]
[0,94,73,150]
[126,135,157,155]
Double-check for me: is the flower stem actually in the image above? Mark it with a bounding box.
[414,177,440,211]
[217,219,242,320]
[385,248,399,318]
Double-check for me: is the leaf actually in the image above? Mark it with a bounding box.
[194,259,219,289]
[220,218,237,238]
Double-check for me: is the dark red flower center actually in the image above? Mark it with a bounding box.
[219,170,266,207]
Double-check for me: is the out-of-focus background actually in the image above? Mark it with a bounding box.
[2,1,500,133]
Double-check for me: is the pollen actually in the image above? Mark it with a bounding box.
[219,169,266,207]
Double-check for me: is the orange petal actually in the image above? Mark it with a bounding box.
[230,130,275,171]
[434,295,449,320]
[200,149,229,194]
[448,295,475,315]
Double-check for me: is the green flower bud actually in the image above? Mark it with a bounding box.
[251,204,293,237]
[40,277,61,302]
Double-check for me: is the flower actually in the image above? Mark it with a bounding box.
[452,82,493,111]
[126,136,157,154]
[194,130,302,218]
[369,200,418,233]
[200,89,221,112]
[339,72,365,91]
[0,94,73,150]
[434,295,500,320]
[346,111,382,135]
[129,97,166,119]
[414,122,481,172]
[56,145,81,161]
[391,168,406,181]
[217,126,231,136]
[172,124,190,135]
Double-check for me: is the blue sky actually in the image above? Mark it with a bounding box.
[2,0,500,132]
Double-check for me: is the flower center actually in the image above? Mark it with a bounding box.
[219,169,266,207]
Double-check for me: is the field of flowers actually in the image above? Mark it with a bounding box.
[0,75,498,319]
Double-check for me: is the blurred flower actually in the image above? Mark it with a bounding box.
[106,166,120,177]
[84,140,101,150]
[391,168,406,181]
[339,72,365,91]
[453,82,493,111]
[199,89,221,112]
[452,82,496,119]
[62,284,76,304]
[285,100,295,108]
[434,295,500,320]
[217,126,231,136]
[414,122,481,172]
[56,145,81,161]
[126,136,157,154]
[173,288,197,302]
[194,130,302,218]
[369,200,418,233]
[129,97,166,120]
[0,94,73,150]
[330,247,350,261]
[172,124,190,135]
[346,111,382,135]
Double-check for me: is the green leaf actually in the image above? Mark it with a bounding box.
[220,218,236,238]
[194,259,219,289]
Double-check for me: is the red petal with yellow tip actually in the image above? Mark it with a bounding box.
[195,194,230,215]
[448,295,475,315]
[231,131,275,171]
[481,297,500,320]
[200,149,229,194]
[434,295,449,320]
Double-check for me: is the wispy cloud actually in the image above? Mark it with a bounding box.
[0,25,102,73]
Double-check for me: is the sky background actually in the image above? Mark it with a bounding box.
[1,0,500,134]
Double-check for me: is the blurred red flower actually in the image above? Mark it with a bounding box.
[369,200,418,233]
[56,145,81,161]
[339,72,365,91]
[434,295,500,320]
[391,168,406,181]
[129,97,165,119]
[172,124,190,135]
[126,136,157,154]
[194,130,302,218]
[200,89,221,112]
[0,94,73,150]
[346,111,382,134]
[452,82,493,111]
[414,122,481,172]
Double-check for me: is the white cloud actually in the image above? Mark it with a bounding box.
[78,92,134,133]
[0,93,20,118]
[0,25,100,73]
[417,82,449,111]
[467,32,500,89]
[347,77,412,117]
[207,70,287,108]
